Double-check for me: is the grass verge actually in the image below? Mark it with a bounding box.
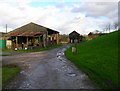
[0,54,13,56]
[2,43,62,52]
[65,31,119,89]
[2,64,21,89]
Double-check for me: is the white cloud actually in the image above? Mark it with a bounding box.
[0,1,118,35]
[0,1,60,31]
[57,15,107,34]
[72,2,118,19]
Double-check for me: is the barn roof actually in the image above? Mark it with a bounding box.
[69,31,80,39]
[69,31,80,35]
[7,22,59,37]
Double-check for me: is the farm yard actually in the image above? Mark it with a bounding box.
[0,1,119,90]
[1,30,119,90]
[2,44,99,89]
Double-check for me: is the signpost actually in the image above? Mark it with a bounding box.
[72,47,76,55]
[72,39,77,55]
[75,39,77,55]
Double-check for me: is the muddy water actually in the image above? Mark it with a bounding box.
[3,44,99,89]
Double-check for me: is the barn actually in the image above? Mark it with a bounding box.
[69,31,83,43]
[6,22,59,50]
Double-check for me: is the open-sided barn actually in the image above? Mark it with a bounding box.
[69,31,83,43]
[6,22,59,50]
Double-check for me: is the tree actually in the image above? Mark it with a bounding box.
[94,30,100,34]
[107,23,111,33]
[113,22,118,30]
[103,29,107,33]
[103,23,111,33]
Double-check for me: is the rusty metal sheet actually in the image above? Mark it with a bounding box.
[7,32,46,37]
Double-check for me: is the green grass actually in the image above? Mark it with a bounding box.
[2,43,62,52]
[65,31,119,89]
[2,64,21,88]
[0,54,13,56]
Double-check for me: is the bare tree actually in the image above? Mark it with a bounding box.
[103,28,108,33]
[113,22,118,30]
[95,30,100,34]
[93,30,100,34]
[108,23,111,33]
[102,23,113,33]
[102,26,107,33]
[104,23,111,33]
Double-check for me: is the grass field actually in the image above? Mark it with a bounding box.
[2,43,62,52]
[65,31,119,89]
[2,64,21,88]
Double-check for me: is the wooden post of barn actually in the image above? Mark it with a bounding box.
[52,34,54,45]
[46,31,48,47]
[43,34,45,47]
[57,33,59,44]
[75,39,77,55]
[33,37,35,46]
[16,36,18,49]
[43,34,46,47]
[27,36,28,48]
[39,36,40,46]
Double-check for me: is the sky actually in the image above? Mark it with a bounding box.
[0,0,119,35]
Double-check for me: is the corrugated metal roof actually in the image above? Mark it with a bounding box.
[7,22,59,37]
[7,32,23,36]
[7,32,46,37]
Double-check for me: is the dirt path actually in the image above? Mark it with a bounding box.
[3,44,99,89]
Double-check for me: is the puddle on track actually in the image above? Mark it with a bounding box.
[66,73,77,77]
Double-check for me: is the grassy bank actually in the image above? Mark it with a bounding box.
[2,43,62,52]
[2,64,21,88]
[65,31,118,89]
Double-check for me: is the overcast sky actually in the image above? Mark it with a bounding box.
[0,0,119,35]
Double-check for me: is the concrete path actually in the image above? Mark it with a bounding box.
[3,44,99,89]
